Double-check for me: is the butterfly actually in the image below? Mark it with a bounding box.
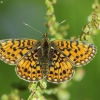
[0,33,97,83]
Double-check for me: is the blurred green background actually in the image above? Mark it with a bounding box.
[0,0,100,100]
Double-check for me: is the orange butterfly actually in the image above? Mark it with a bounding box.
[0,33,97,83]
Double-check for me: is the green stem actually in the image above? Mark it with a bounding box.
[80,0,100,41]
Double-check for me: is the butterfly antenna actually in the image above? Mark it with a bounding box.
[47,20,66,35]
[58,20,66,27]
[23,22,43,35]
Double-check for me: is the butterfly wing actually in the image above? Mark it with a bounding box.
[0,39,40,65]
[51,40,97,67]
[46,48,74,83]
[16,48,43,82]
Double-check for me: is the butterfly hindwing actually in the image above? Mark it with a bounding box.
[16,48,43,82]
[46,48,74,83]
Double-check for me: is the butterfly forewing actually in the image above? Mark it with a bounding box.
[0,39,40,64]
[51,40,97,67]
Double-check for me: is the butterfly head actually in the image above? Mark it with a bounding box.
[42,33,49,41]
[43,33,48,38]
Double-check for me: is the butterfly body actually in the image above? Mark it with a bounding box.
[0,33,97,83]
[40,34,50,77]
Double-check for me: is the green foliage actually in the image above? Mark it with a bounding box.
[0,0,100,100]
